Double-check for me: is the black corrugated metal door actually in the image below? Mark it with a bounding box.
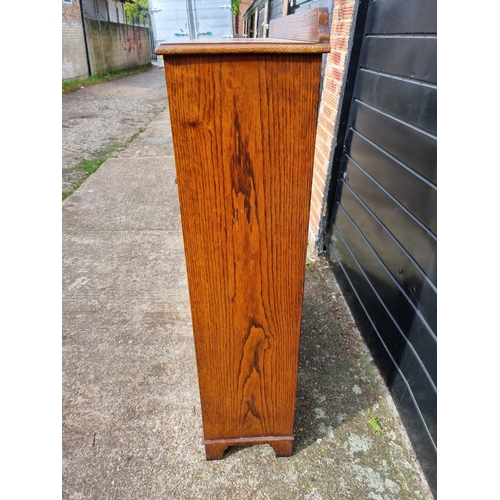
[328,0,437,492]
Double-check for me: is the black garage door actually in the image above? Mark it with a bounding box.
[327,0,437,493]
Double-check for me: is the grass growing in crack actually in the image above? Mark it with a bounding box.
[126,127,146,145]
[91,141,120,158]
[62,127,148,200]
[62,65,151,94]
[62,159,106,200]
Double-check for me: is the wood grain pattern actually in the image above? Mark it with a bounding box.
[155,39,330,55]
[163,51,323,457]
[269,7,330,43]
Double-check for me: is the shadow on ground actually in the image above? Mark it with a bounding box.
[293,259,380,454]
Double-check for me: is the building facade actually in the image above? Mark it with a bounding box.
[62,0,89,81]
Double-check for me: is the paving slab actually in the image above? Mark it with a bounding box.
[62,156,179,231]
[118,120,175,158]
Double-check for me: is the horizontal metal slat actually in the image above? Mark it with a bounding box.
[361,35,437,84]
[334,203,437,385]
[364,0,437,34]
[352,101,437,184]
[355,69,436,134]
[330,224,437,444]
[342,160,437,286]
[337,180,437,332]
[346,129,437,235]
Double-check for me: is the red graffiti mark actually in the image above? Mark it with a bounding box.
[120,28,144,59]
[121,36,132,53]
[135,30,142,59]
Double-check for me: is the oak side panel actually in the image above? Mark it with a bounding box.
[164,53,323,442]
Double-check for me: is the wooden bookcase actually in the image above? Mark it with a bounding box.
[156,10,330,460]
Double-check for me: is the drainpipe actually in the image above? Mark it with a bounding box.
[191,0,199,39]
[79,0,92,76]
[185,0,197,39]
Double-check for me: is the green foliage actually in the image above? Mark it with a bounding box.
[368,417,384,435]
[231,0,242,16]
[125,0,151,26]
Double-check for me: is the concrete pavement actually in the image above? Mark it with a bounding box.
[62,105,433,499]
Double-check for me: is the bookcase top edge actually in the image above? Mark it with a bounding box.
[155,39,331,56]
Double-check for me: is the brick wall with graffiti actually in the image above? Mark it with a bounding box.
[85,19,151,76]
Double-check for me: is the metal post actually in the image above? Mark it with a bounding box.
[95,0,101,32]
[117,7,121,39]
[106,0,112,37]
[79,0,92,76]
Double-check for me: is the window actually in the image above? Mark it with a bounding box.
[62,0,73,5]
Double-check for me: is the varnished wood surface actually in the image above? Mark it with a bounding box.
[164,52,323,454]
[155,38,330,55]
[204,437,293,460]
[269,7,330,43]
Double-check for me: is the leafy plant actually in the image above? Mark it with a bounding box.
[125,0,151,26]
[231,0,242,15]
[368,416,384,435]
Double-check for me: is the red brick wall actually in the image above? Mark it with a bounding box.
[308,0,358,250]
[234,0,255,35]
[62,0,82,22]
